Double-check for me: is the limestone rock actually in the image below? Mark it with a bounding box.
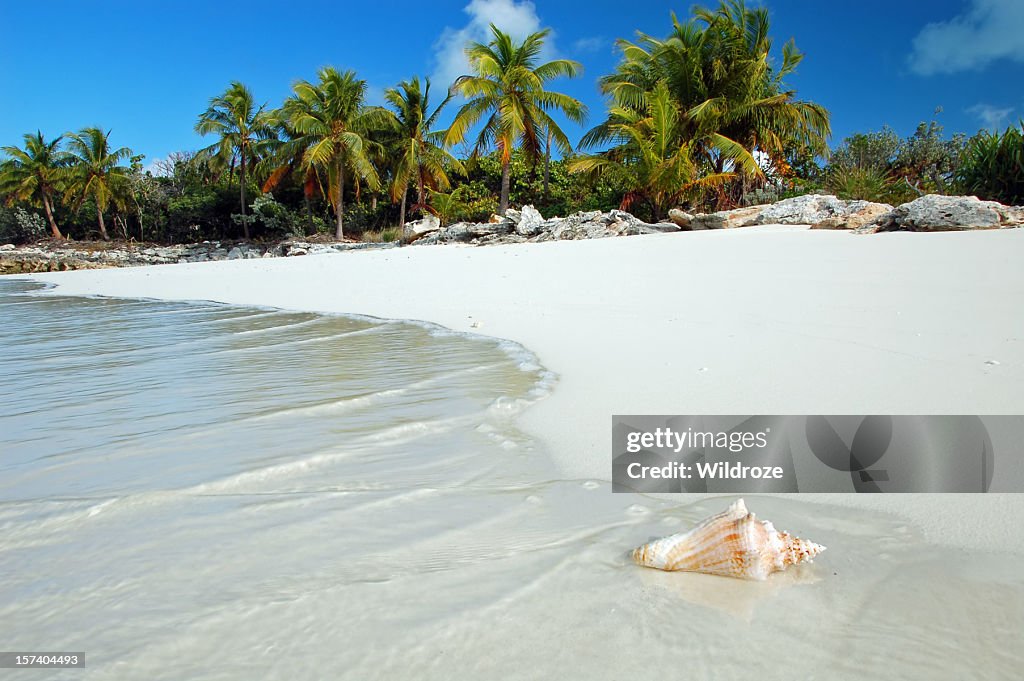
[885,194,1024,232]
[473,221,516,237]
[668,209,693,229]
[404,213,441,238]
[516,204,545,236]
[691,205,766,230]
[757,194,841,225]
[811,201,893,230]
[650,222,683,232]
[758,194,892,229]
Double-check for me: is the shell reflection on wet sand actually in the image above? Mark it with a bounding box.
[632,499,826,580]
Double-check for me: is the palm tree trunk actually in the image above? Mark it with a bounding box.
[398,188,407,247]
[416,172,425,215]
[304,171,315,235]
[42,192,63,239]
[500,159,511,215]
[650,200,662,223]
[96,204,110,241]
[543,129,551,198]
[240,155,250,240]
[304,194,314,235]
[335,163,345,240]
[399,187,407,230]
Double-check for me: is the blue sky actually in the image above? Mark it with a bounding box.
[1,0,1021,170]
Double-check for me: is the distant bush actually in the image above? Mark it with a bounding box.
[247,193,307,239]
[956,123,1024,206]
[0,206,47,244]
[825,165,915,205]
[825,114,966,204]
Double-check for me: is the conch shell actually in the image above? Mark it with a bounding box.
[632,499,825,580]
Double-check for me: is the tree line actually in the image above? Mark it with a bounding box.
[1,1,1019,245]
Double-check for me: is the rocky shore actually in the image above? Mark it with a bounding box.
[3,194,1021,273]
[0,239,397,274]
[403,193,1024,246]
[666,193,1024,234]
[405,204,681,246]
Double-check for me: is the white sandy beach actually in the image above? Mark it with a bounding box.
[30,226,1024,552]
[9,226,1024,679]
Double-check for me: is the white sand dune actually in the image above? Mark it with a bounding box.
[30,227,1024,552]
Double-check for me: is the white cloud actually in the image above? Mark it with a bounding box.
[909,0,1024,75]
[572,37,605,53]
[431,0,556,90]
[967,103,1014,131]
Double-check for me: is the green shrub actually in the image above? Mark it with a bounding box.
[825,165,915,205]
[0,206,47,244]
[955,123,1024,205]
[248,193,307,238]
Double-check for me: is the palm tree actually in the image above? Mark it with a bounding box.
[586,1,830,207]
[424,189,471,226]
[0,131,68,239]
[445,25,586,215]
[195,81,277,239]
[384,77,464,227]
[64,127,133,240]
[570,82,738,220]
[275,67,388,239]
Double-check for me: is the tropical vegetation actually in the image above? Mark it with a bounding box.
[195,82,277,239]
[1,2,1016,246]
[0,132,70,239]
[64,127,136,241]
[445,25,586,215]
[385,77,463,227]
[955,121,1024,206]
[573,0,830,212]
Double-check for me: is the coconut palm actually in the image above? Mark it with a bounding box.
[692,1,829,167]
[571,82,738,220]
[0,131,69,239]
[445,25,586,215]
[275,67,388,239]
[384,77,464,227]
[586,1,830,207]
[195,81,277,238]
[64,127,134,240]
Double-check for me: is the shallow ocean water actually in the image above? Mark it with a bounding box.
[0,278,1021,680]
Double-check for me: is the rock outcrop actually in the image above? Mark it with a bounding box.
[689,205,766,230]
[410,205,679,246]
[403,214,441,239]
[0,239,398,273]
[759,195,894,230]
[687,194,894,231]
[668,209,694,229]
[874,194,1024,232]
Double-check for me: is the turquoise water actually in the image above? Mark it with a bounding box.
[1,278,1022,680]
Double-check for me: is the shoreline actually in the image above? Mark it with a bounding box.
[22,226,1024,553]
